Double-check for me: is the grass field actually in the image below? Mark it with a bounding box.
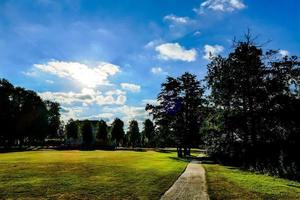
[0,150,187,199]
[203,162,300,200]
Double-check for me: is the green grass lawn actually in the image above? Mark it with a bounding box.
[203,161,300,200]
[0,150,187,199]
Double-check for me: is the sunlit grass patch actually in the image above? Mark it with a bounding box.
[204,162,300,200]
[0,150,187,199]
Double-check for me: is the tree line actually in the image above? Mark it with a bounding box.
[65,118,155,149]
[0,79,61,148]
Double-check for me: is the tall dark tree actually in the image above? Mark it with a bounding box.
[81,120,93,147]
[178,72,206,156]
[65,119,78,139]
[142,119,155,147]
[111,118,125,146]
[97,120,108,142]
[45,101,61,138]
[146,73,206,157]
[0,79,15,147]
[128,120,140,147]
[146,77,181,150]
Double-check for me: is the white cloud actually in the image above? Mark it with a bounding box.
[84,113,115,121]
[22,70,38,77]
[142,99,158,105]
[151,67,165,75]
[39,88,126,106]
[194,0,246,14]
[279,50,289,57]
[203,44,224,60]
[164,14,191,25]
[60,106,84,121]
[34,61,120,88]
[103,105,148,123]
[120,83,141,93]
[155,43,197,62]
[116,95,127,104]
[105,89,126,96]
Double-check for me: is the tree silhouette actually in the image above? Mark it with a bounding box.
[147,72,206,157]
[128,120,140,147]
[0,79,61,148]
[66,119,78,139]
[97,120,108,143]
[205,34,300,179]
[81,120,93,147]
[111,118,125,146]
[142,119,155,147]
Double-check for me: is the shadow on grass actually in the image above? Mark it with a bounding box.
[288,184,300,189]
[155,149,175,154]
[168,156,190,163]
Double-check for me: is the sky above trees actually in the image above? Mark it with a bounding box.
[0,0,299,125]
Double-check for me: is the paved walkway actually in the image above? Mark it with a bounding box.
[160,160,209,200]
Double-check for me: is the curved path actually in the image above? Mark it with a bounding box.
[160,160,209,200]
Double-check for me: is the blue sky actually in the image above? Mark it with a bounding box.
[0,0,299,125]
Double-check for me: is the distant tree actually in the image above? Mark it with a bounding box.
[97,120,108,142]
[45,101,61,138]
[111,118,125,146]
[128,120,140,147]
[81,120,93,147]
[65,119,78,139]
[143,119,155,147]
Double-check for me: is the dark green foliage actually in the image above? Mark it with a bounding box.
[81,120,93,147]
[205,34,300,180]
[97,120,108,142]
[0,79,61,147]
[128,120,140,147]
[111,118,125,146]
[142,119,155,147]
[146,72,206,157]
[65,119,78,139]
[45,101,61,138]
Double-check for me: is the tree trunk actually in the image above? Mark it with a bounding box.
[183,147,188,157]
[177,147,183,158]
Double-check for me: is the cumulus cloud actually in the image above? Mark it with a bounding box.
[155,43,197,62]
[83,113,115,121]
[34,61,120,88]
[39,88,126,106]
[203,44,224,60]
[60,106,84,121]
[103,105,148,123]
[194,0,246,14]
[120,83,141,93]
[164,14,191,25]
[279,50,289,57]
